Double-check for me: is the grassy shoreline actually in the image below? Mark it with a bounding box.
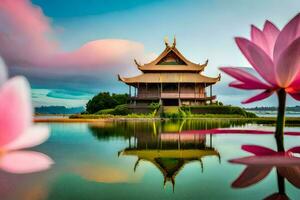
[34,114,300,125]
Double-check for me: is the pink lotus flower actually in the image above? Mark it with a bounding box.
[0,60,53,174]
[220,13,300,104]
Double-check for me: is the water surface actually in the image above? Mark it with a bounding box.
[2,119,300,200]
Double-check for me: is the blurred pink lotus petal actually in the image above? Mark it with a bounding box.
[220,13,300,103]
[0,61,52,174]
[0,77,32,147]
[0,151,53,174]
[3,125,49,151]
[231,165,272,188]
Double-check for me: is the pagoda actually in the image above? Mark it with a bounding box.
[118,37,221,106]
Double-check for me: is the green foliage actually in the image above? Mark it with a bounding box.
[112,93,129,105]
[149,102,160,110]
[216,101,223,106]
[96,108,114,115]
[86,92,128,114]
[181,105,257,118]
[96,104,131,116]
[160,106,186,119]
[112,104,130,115]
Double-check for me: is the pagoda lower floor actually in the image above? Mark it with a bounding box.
[127,83,216,106]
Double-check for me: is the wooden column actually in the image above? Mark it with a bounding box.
[146,83,148,97]
[129,85,131,104]
[178,82,181,106]
[160,82,163,105]
[129,85,131,97]
[194,83,196,104]
[210,85,212,104]
[157,83,160,100]
[134,85,137,105]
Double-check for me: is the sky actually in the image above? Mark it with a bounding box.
[1,0,300,108]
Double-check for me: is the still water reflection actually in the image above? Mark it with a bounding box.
[1,119,300,199]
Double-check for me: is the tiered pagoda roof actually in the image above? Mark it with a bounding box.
[118,37,221,85]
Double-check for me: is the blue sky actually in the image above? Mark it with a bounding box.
[5,0,300,107]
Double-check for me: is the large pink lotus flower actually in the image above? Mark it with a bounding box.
[220,13,300,104]
[0,60,53,174]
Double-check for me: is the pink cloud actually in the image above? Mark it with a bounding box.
[0,0,144,70]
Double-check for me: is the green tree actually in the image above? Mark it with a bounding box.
[86,92,128,114]
[112,93,129,105]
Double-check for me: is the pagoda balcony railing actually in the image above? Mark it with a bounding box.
[131,92,214,99]
[161,92,207,99]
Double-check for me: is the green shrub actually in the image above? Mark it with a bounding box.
[96,108,115,115]
[181,105,257,118]
[112,104,130,115]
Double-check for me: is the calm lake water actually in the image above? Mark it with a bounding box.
[2,119,300,200]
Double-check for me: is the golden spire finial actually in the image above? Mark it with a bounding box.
[164,36,169,47]
[173,35,176,47]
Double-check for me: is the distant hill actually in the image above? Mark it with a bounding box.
[246,106,300,112]
[35,106,85,114]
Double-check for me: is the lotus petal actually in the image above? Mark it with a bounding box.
[288,92,300,101]
[229,81,269,90]
[276,37,300,87]
[0,77,32,147]
[231,165,272,188]
[0,151,53,174]
[278,166,300,188]
[288,146,300,154]
[235,37,277,86]
[274,13,300,63]
[251,25,270,57]
[3,125,49,151]
[242,145,276,156]
[220,67,271,89]
[262,20,280,58]
[242,90,274,104]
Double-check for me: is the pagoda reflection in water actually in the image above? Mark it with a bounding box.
[117,120,221,191]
